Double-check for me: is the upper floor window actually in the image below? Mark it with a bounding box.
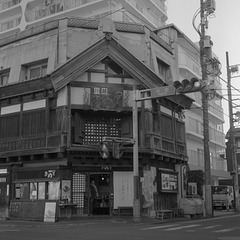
[29,64,47,79]
[22,60,48,80]
[157,58,171,83]
[0,69,10,86]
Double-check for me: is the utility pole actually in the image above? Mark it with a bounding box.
[200,0,213,218]
[226,51,240,211]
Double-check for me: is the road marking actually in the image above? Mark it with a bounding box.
[214,229,234,233]
[201,225,222,229]
[141,224,179,230]
[163,224,200,231]
[0,229,20,232]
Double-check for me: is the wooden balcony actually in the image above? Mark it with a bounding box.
[145,132,186,159]
[0,132,63,158]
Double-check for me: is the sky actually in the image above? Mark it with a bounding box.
[166,0,240,133]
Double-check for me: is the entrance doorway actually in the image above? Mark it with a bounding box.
[72,172,111,216]
[89,173,111,215]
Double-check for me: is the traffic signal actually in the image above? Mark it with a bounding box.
[112,142,123,159]
[173,78,202,94]
[99,141,109,159]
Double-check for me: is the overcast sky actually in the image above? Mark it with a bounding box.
[166,0,240,133]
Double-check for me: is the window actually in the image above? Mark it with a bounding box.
[157,58,171,83]
[14,181,60,200]
[83,115,121,145]
[29,64,47,79]
[176,121,185,142]
[197,149,204,166]
[161,115,173,139]
[0,71,9,86]
[22,61,48,80]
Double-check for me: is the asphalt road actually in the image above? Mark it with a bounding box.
[1,213,240,240]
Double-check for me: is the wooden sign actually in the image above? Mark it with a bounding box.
[44,202,57,222]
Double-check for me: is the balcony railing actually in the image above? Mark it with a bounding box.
[186,117,225,146]
[0,132,62,153]
[145,132,186,156]
[178,51,201,78]
[188,149,227,171]
[0,16,21,33]
[25,0,97,22]
[208,101,224,119]
[0,0,21,11]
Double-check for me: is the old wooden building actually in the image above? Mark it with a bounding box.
[0,17,192,221]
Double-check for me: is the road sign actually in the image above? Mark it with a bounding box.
[137,85,176,101]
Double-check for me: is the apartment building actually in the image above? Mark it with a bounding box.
[157,24,229,187]
[0,0,167,39]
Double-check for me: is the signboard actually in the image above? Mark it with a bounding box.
[137,86,176,101]
[157,170,178,193]
[44,202,57,222]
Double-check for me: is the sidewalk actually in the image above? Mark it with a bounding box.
[1,210,238,227]
[58,209,238,225]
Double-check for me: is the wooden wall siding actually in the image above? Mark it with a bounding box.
[21,136,46,150]
[22,111,45,136]
[0,114,20,139]
[176,144,186,155]
[0,140,19,152]
[47,134,61,147]
[162,139,175,152]
[0,107,64,153]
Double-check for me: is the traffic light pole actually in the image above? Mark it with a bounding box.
[226,51,240,211]
[132,87,141,222]
[200,0,213,218]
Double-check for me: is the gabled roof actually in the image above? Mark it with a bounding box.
[50,35,165,91]
[50,34,193,109]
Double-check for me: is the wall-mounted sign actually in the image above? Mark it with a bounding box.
[91,87,123,111]
[157,170,178,193]
[44,170,56,179]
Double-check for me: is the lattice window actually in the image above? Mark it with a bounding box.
[72,173,88,215]
[83,117,121,145]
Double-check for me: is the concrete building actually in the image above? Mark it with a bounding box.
[157,24,230,189]
[0,0,167,39]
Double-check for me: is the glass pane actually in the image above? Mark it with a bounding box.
[30,67,41,78]
[15,184,20,199]
[48,181,60,200]
[41,65,47,76]
[38,182,46,199]
[30,182,37,200]
[20,183,29,199]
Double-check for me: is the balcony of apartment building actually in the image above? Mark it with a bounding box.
[24,0,99,22]
[185,116,226,148]
[0,0,21,11]
[178,48,224,124]
[187,149,230,179]
[0,0,22,34]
